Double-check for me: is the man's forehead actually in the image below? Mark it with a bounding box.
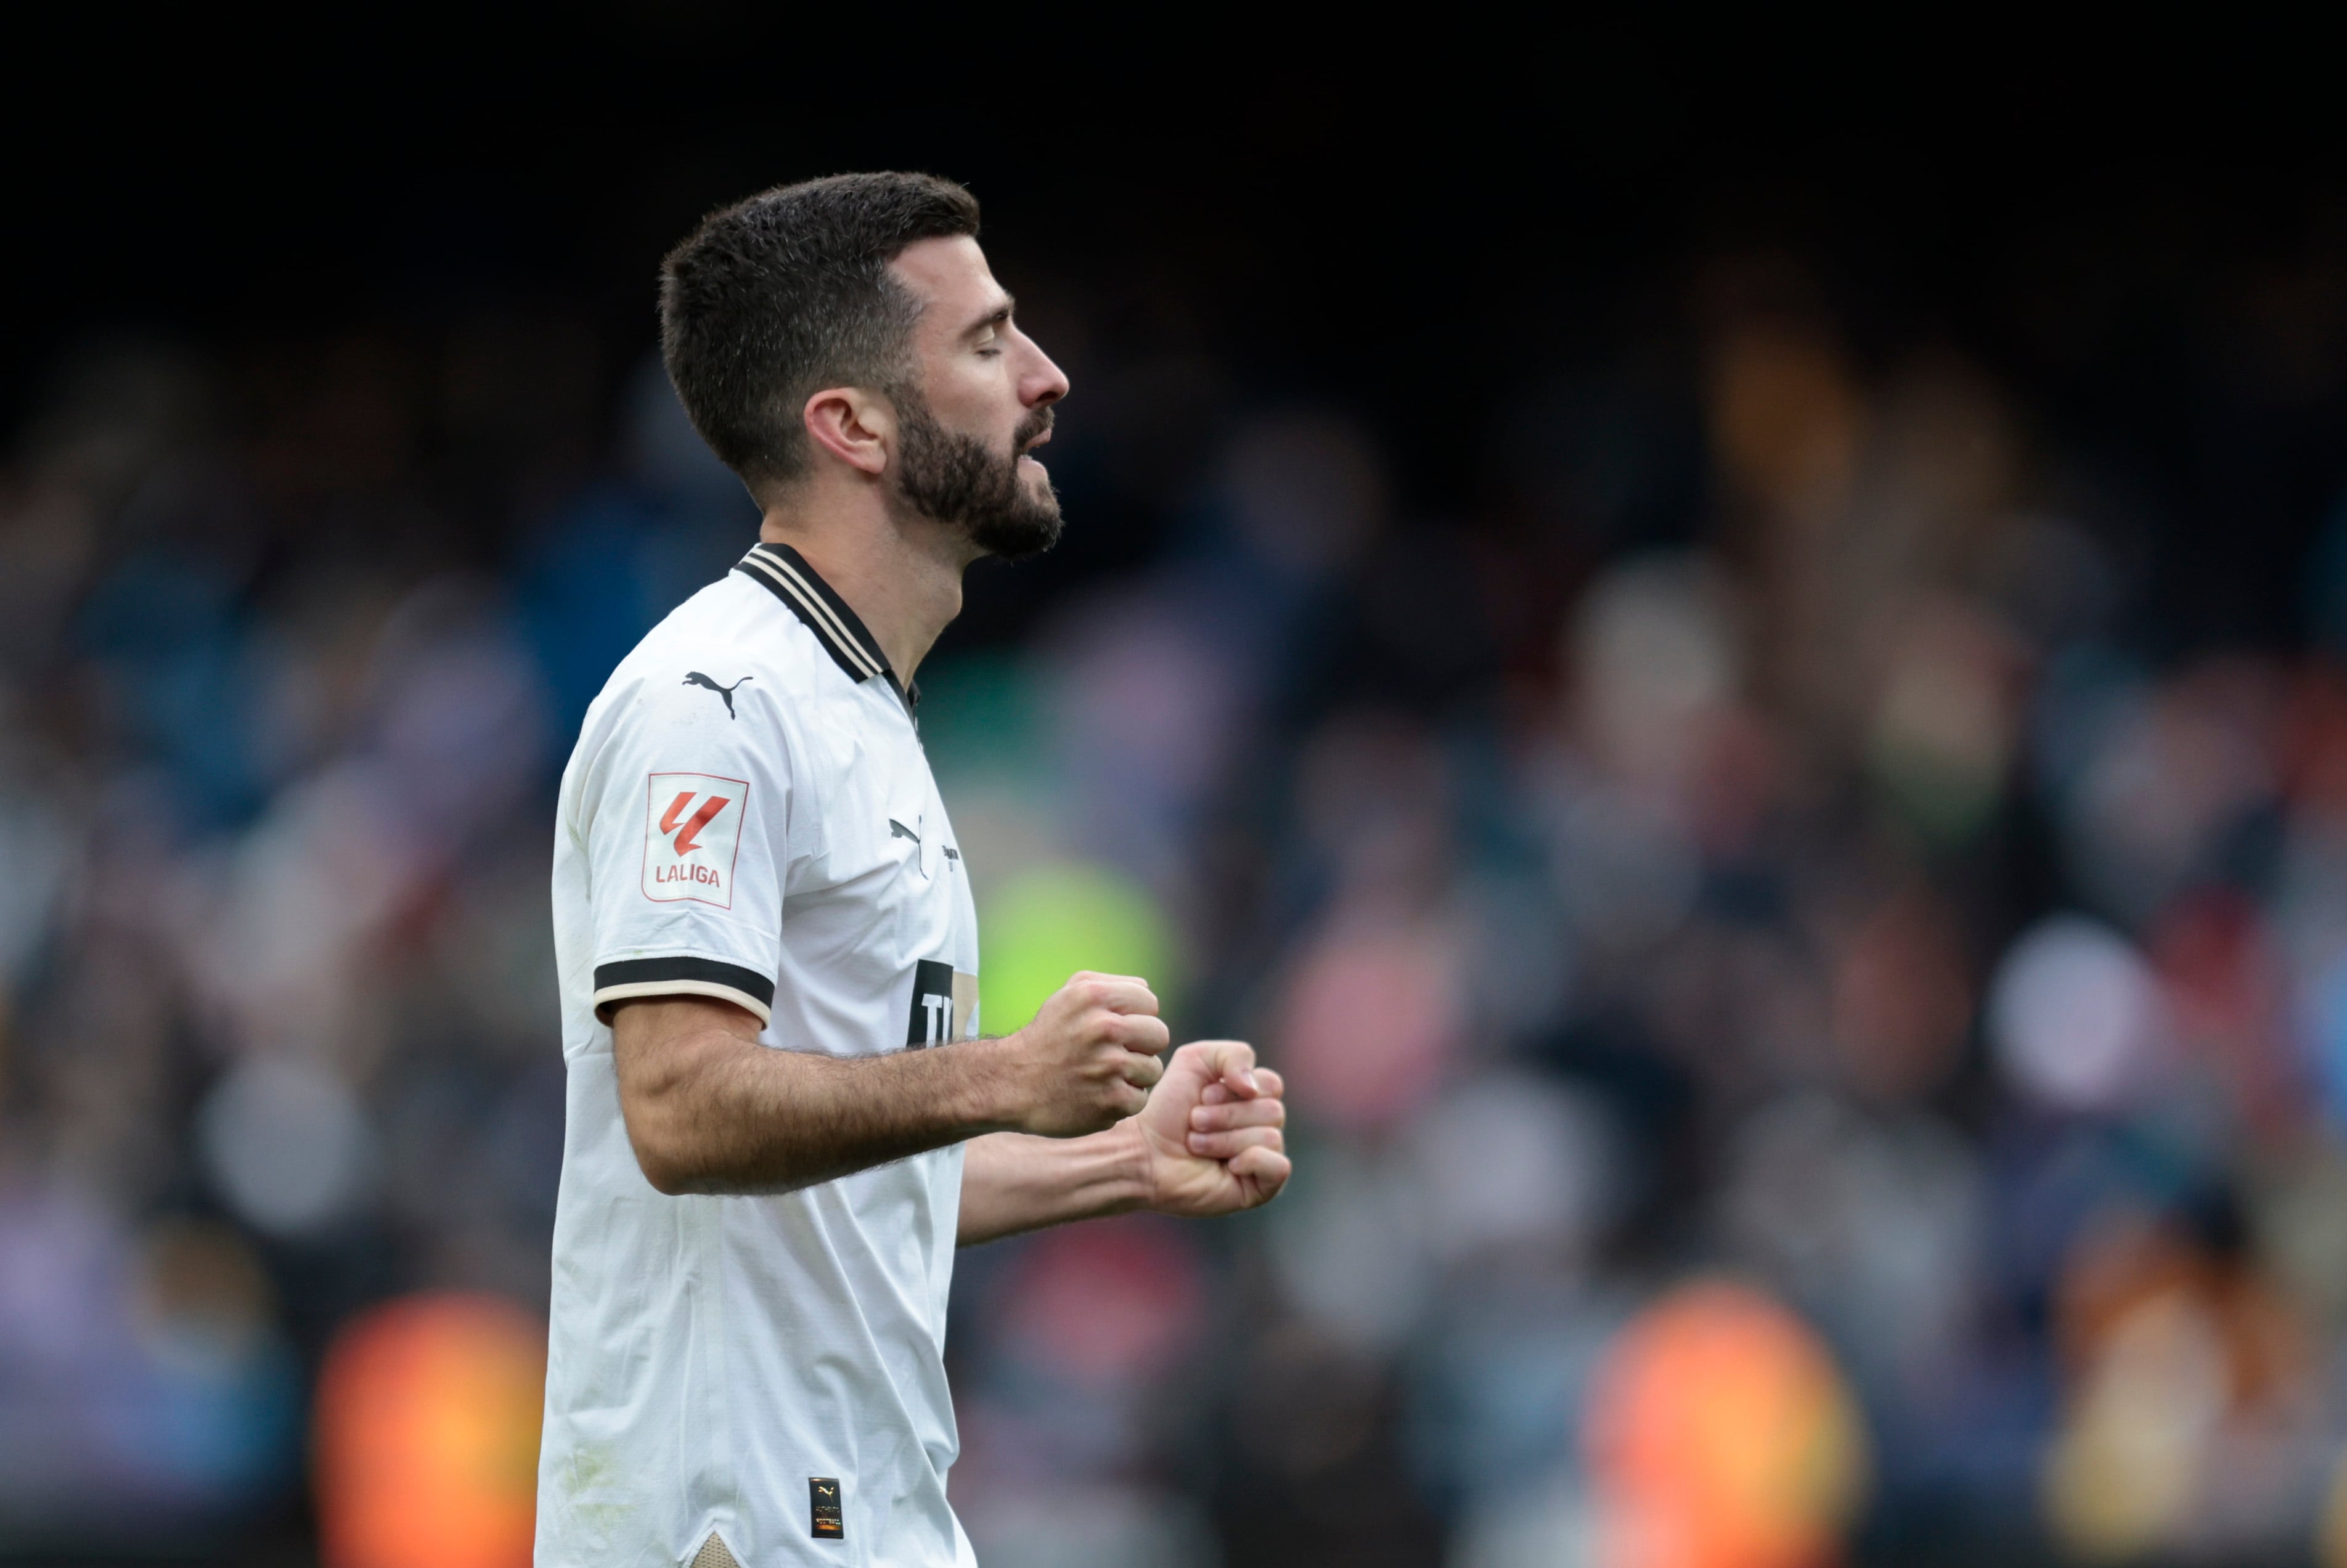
[889,235,1003,317]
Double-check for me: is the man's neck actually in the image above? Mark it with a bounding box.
[757,486,971,686]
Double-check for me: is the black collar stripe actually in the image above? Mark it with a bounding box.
[735,549,886,682]
[753,546,888,677]
[738,552,880,679]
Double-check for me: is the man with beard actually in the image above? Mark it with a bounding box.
[534,173,1291,1568]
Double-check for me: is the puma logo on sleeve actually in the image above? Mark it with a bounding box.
[684,671,753,717]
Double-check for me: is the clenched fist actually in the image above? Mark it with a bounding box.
[989,971,1171,1137]
[1126,1039,1290,1217]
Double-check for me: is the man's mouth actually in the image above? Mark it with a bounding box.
[1016,412,1055,457]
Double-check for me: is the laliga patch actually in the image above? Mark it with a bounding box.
[641,772,748,908]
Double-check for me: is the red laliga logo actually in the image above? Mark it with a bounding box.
[642,772,748,908]
[659,791,729,854]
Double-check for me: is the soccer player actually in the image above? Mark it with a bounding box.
[534,173,1291,1568]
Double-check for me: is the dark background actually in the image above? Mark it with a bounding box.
[15,28,2341,650]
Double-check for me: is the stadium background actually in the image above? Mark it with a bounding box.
[5,28,2346,1568]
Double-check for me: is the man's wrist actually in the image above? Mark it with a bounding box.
[949,1033,1027,1135]
[1106,1115,1157,1214]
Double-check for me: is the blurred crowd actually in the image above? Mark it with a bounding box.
[4,237,2347,1568]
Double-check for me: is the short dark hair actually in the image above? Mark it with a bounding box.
[659,172,981,491]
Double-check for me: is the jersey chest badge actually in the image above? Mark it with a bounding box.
[641,771,748,908]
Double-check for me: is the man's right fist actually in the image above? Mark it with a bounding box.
[994,971,1170,1137]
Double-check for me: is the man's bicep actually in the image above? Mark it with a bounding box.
[611,993,768,1082]
[609,993,769,1193]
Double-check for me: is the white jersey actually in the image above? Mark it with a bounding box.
[536,541,981,1568]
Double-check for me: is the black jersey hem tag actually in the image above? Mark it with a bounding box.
[809,1476,844,1540]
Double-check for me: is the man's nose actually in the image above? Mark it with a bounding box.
[1024,347,1070,408]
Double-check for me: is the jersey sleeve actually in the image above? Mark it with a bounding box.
[576,669,792,1025]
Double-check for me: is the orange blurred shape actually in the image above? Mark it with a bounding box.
[2043,1209,2311,1561]
[1584,1280,1869,1568]
[314,1292,548,1568]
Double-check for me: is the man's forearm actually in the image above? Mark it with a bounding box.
[624,1022,1009,1195]
[614,976,1169,1198]
[957,1127,1151,1246]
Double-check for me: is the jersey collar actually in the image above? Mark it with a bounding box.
[734,542,917,713]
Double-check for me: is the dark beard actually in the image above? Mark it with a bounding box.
[891,391,1064,560]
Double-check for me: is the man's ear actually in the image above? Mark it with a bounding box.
[802,386,894,476]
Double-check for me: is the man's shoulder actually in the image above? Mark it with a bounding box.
[561,569,878,807]
[609,570,839,711]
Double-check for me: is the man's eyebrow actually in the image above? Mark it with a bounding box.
[961,296,1016,338]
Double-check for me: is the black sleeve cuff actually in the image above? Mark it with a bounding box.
[593,957,775,1025]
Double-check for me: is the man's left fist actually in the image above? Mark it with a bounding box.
[1126,1039,1290,1217]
